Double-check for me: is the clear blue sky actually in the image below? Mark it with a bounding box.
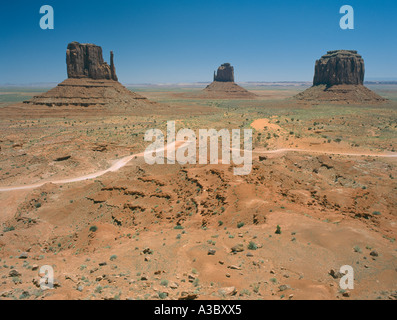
[1,0,396,84]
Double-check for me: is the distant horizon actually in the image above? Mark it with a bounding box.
[1,0,397,84]
[2,79,397,88]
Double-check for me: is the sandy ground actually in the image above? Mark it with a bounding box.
[0,85,396,300]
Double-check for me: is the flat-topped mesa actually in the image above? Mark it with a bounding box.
[214,63,235,82]
[313,50,364,86]
[66,42,118,81]
[294,49,386,104]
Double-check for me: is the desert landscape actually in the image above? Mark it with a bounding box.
[0,42,396,301]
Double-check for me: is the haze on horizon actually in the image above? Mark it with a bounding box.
[1,0,396,85]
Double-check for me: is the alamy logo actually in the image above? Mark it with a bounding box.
[339,265,354,290]
[144,121,252,175]
[340,5,354,30]
[39,5,54,30]
[39,265,54,290]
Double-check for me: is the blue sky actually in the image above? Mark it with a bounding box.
[1,0,396,84]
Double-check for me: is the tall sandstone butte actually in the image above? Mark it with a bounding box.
[313,50,364,86]
[201,63,256,99]
[66,42,118,81]
[22,41,166,111]
[294,50,386,104]
[213,63,235,82]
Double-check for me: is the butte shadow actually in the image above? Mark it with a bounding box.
[293,50,387,104]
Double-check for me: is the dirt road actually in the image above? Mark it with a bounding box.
[0,142,395,192]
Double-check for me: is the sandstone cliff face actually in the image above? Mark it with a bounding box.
[313,50,364,86]
[214,63,234,82]
[22,41,168,110]
[66,42,118,81]
[202,63,256,99]
[110,51,117,81]
[294,50,386,104]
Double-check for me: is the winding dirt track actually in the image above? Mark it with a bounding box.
[0,142,395,192]
[0,141,186,192]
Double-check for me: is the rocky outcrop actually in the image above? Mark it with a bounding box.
[110,51,117,81]
[25,78,151,108]
[22,41,167,110]
[203,81,256,99]
[313,50,364,86]
[66,42,118,81]
[294,50,386,104]
[213,63,234,82]
[200,63,256,99]
[293,84,386,104]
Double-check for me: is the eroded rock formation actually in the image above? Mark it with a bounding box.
[199,63,256,99]
[213,63,234,82]
[313,50,364,86]
[294,50,386,104]
[23,41,167,110]
[66,42,118,81]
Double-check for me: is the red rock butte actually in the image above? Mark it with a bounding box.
[294,50,386,104]
[66,42,118,81]
[201,63,257,99]
[23,42,160,110]
[213,63,235,82]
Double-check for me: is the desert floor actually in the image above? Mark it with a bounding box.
[0,83,396,300]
